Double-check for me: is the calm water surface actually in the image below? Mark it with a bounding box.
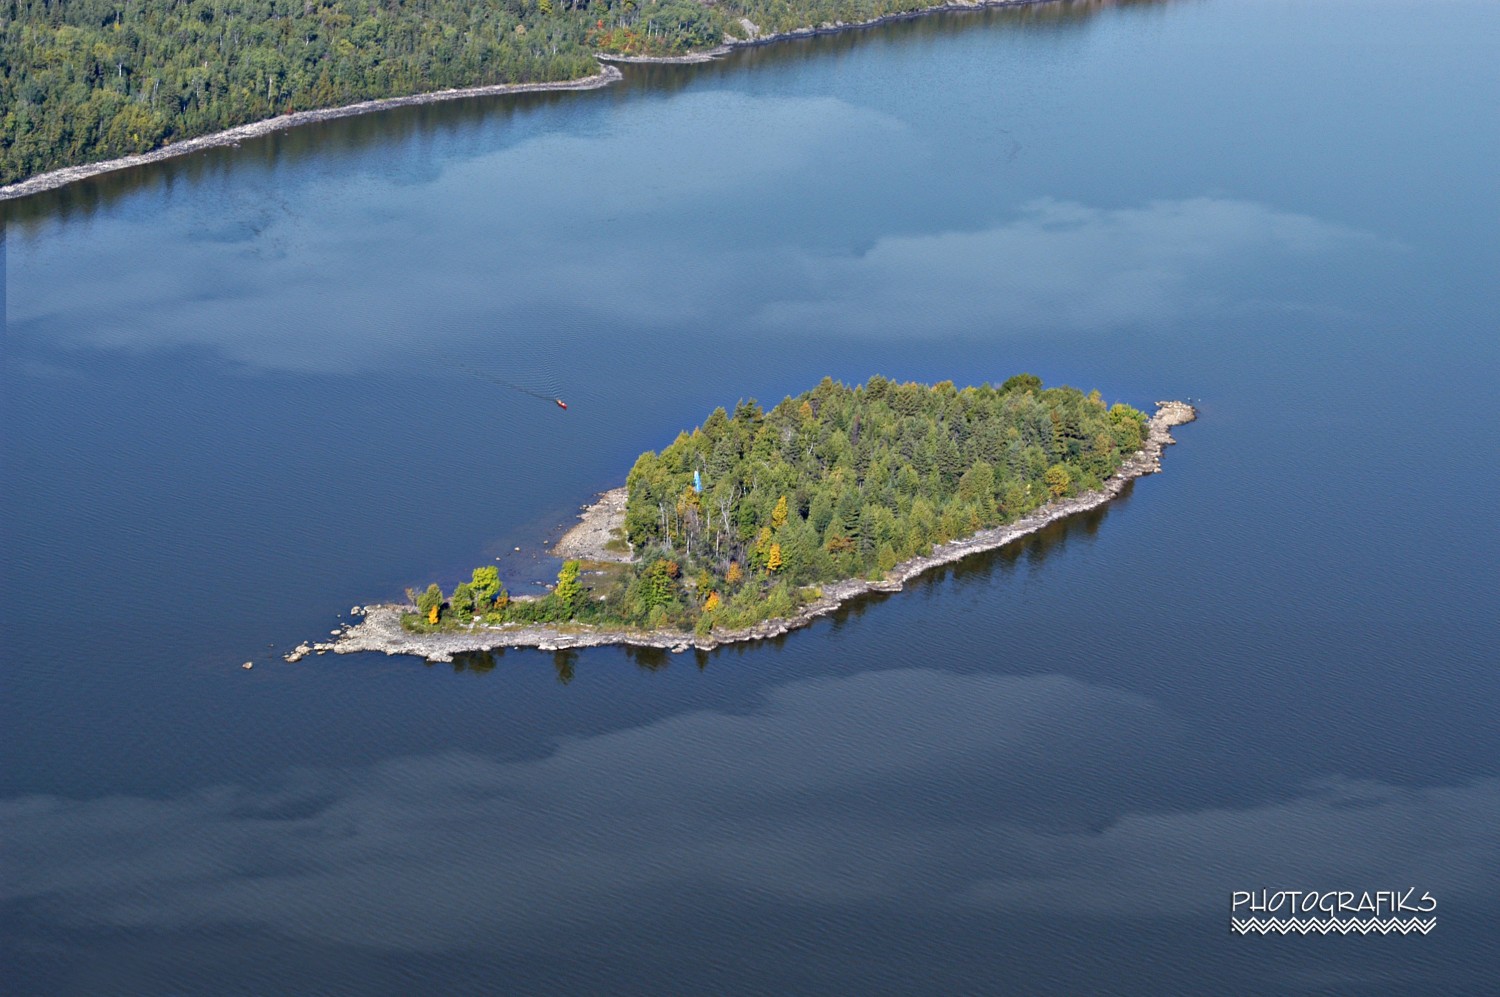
[4,0,1498,992]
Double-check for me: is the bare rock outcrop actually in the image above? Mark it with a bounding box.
[552,487,632,562]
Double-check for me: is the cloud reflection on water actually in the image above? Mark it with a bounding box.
[9,87,1390,376]
[760,197,1389,337]
[6,668,1492,955]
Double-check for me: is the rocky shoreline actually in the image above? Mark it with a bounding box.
[0,67,622,202]
[552,487,632,562]
[309,400,1195,663]
[10,0,1057,201]
[600,0,1051,65]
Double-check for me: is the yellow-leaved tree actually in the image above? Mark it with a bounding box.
[752,525,773,567]
[771,494,788,530]
[1044,464,1072,498]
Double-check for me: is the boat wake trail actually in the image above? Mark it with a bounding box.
[459,331,569,408]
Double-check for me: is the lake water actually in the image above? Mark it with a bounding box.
[4,0,1498,991]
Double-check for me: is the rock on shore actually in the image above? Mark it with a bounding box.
[314,400,1196,663]
[552,487,631,562]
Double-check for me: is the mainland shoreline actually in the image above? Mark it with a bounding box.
[0,66,622,202]
[598,0,1053,64]
[314,400,1195,663]
[4,0,1047,201]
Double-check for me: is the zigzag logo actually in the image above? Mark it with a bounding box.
[1231,917,1436,935]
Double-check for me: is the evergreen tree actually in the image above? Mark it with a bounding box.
[450,582,476,619]
[408,376,1146,634]
[417,583,444,621]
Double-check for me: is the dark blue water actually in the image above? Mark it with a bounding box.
[4,0,1498,992]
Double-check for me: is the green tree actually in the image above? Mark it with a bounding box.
[417,583,444,620]
[452,582,477,617]
[637,559,677,612]
[553,560,584,618]
[472,565,501,604]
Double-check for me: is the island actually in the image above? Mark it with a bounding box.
[298,376,1195,662]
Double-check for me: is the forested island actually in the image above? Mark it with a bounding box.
[3,0,1132,190]
[312,377,1196,662]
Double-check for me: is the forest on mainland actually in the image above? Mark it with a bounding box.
[3,0,962,184]
[407,376,1149,637]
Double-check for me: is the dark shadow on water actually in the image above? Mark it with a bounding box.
[824,482,1125,614]
[446,645,581,684]
[429,482,1132,680]
[624,645,671,673]
[4,85,584,234]
[434,650,501,675]
[553,649,579,685]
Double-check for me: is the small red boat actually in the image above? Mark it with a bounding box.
[555,399,568,410]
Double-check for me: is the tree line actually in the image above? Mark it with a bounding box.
[2,0,997,184]
[409,375,1148,637]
